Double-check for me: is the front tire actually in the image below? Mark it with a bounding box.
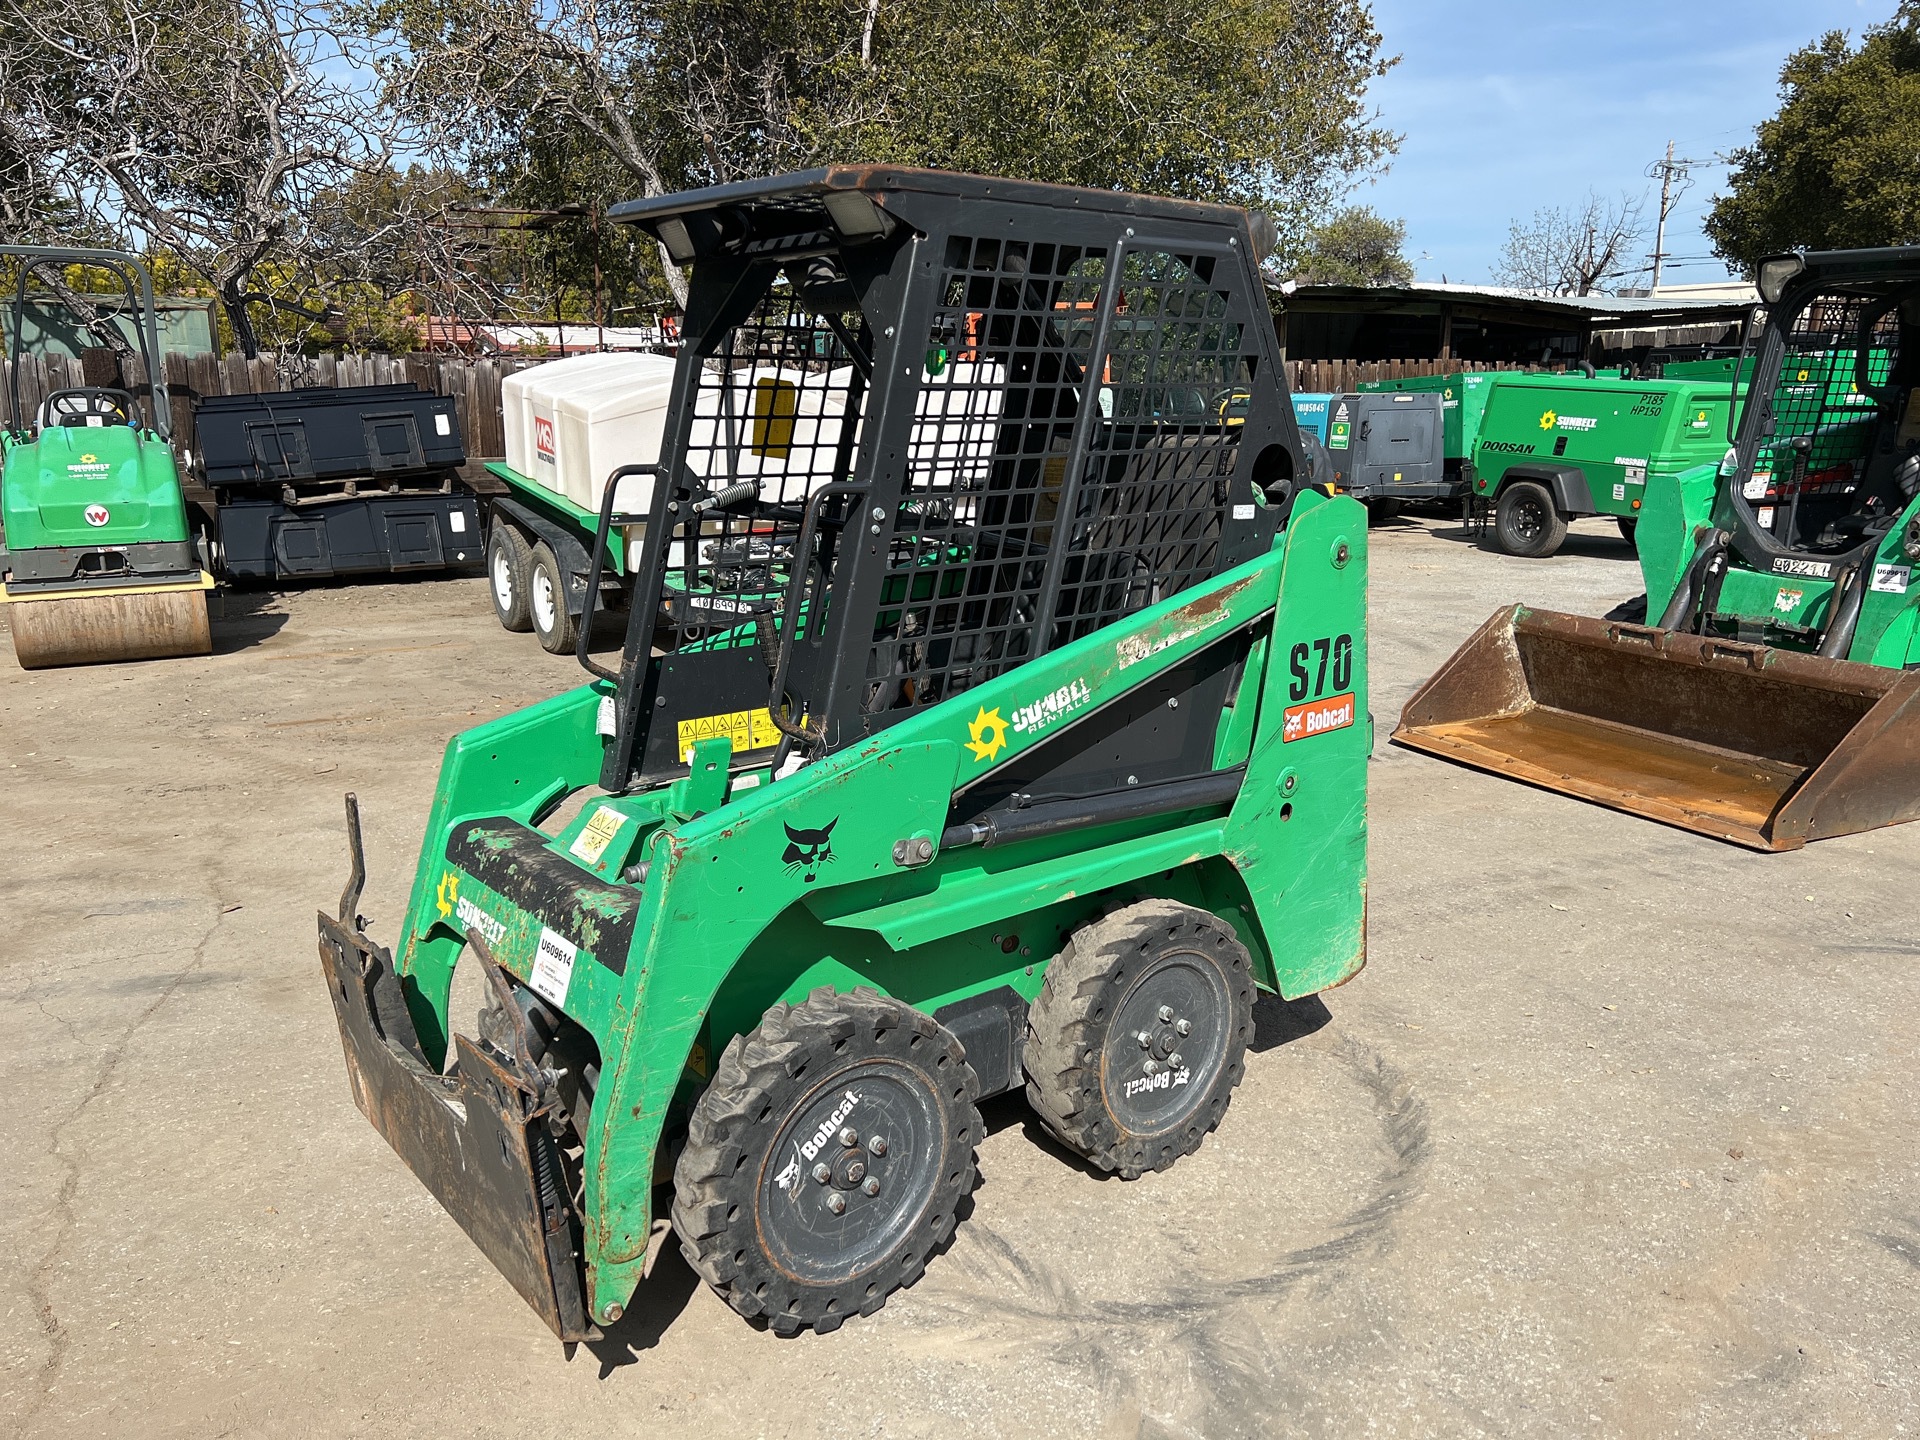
[1024,899,1255,1179]
[672,987,981,1336]
[1491,480,1568,558]
[487,522,533,633]
[527,541,576,655]
[1616,515,1638,545]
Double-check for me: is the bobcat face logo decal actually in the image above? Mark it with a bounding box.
[782,819,838,883]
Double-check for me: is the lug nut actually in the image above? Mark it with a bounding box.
[867,1135,887,1156]
[1175,1018,1191,1037]
[811,1162,832,1184]
[839,1127,859,1147]
[847,1160,866,1184]
[1136,1030,1153,1049]
[1168,1052,1184,1069]
[862,1176,881,1196]
[1143,1059,1159,1075]
[1157,1005,1175,1024]
[827,1192,847,1215]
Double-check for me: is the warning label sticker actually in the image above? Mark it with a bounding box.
[568,805,627,866]
[677,707,784,761]
[1282,691,1355,743]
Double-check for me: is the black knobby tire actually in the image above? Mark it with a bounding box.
[527,540,577,655]
[672,987,981,1336]
[1492,480,1568,558]
[487,522,533,633]
[1024,899,1256,1179]
[1616,515,1639,545]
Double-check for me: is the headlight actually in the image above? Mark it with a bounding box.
[1757,253,1806,305]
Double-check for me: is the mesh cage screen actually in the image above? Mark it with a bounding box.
[669,287,867,648]
[1761,295,1900,502]
[859,238,1248,722]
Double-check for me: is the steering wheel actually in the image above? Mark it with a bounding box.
[40,387,136,429]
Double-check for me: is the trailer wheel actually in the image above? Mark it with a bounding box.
[1024,898,1255,1179]
[672,986,981,1336]
[1616,515,1638,546]
[1491,481,1568,558]
[527,541,576,654]
[486,523,533,633]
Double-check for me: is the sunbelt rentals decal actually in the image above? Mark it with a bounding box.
[1539,410,1598,433]
[435,872,507,946]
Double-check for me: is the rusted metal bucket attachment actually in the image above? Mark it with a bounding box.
[1392,605,1920,850]
[317,910,592,1339]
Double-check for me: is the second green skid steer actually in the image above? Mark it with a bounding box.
[318,167,1370,1341]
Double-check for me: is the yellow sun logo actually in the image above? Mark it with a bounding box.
[80,453,97,464]
[435,871,458,919]
[1538,410,1557,431]
[964,706,1008,763]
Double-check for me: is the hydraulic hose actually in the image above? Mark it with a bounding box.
[1816,561,1869,659]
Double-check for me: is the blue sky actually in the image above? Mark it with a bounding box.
[1357,0,1896,285]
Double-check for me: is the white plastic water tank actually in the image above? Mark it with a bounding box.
[500,352,668,492]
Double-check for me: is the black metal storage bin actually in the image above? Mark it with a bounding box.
[195,385,465,487]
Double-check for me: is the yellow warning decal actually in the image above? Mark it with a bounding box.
[568,805,627,866]
[677,707,784,761]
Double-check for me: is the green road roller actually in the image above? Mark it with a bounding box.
[0,247,212,668]
[318,168,1371,1341]
[1396,246,1920,850]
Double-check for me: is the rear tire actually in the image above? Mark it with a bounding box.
[1492,481,1568,558]
[527,541,576,655]
[1024,899,1255,1179]
[672,987,981,1336]
[487,522,533,633]
[1616,515,1639,545]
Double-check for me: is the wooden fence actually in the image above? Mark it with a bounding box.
[1,349,1532,464]
[1282,358,1531,393]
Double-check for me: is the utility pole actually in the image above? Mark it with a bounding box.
[1646,141,1694,292]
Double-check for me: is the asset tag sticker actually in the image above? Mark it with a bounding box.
[1232,503,1256,520]
[1872,563,1911,594]
[530,927,578,1007]
[1282,691,1355,743]
[1612,483,1626,501]
[568,805,627,865]
[449,509,466,533]
[435,412,451,435]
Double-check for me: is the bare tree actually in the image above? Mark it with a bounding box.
[1493,191,1649,296]
[6,0,422,358]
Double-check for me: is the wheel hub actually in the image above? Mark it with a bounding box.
[759,1063,938,1284]
[1103,954,1231,1132]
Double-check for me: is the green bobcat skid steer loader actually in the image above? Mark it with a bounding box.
[0,247,212,668]
[1395,246,1920,850]
[319,168,1370,1343]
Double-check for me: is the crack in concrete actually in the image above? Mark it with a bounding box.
[15,899,229,1438]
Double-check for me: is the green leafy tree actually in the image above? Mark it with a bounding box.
[1293,205,1413,285]
[826,0,1397,267]
[1707,4,1920,272]
[370,0,1399,304]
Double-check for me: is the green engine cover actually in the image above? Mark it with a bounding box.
[2,422,190,555]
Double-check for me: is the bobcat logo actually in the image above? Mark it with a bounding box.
[782,819,838,883]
